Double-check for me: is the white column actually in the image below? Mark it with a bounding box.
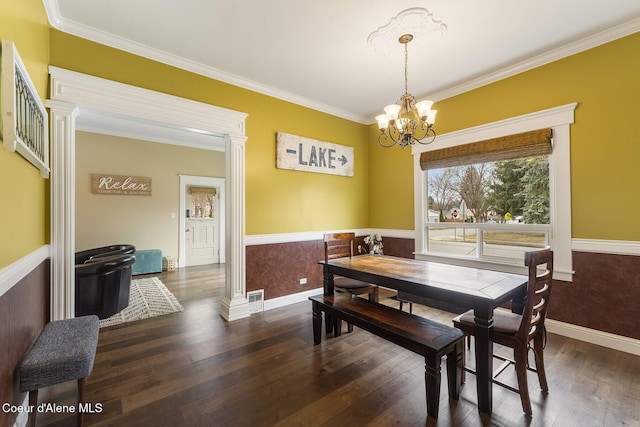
[219,135,250,321]
[46,100,78,321]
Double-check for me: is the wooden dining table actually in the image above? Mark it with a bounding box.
[320,254,528,414]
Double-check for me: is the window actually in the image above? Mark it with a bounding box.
[188,186,216,218]
[412,104,577,281]
[425,155,550,265]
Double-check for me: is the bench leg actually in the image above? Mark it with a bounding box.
[446,342,464,400]
[28,389,38,427]
[312,301,323,345]
[425,353,442,418]
[78,377,85,427]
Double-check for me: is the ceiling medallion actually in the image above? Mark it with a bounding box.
[367,7,447,55]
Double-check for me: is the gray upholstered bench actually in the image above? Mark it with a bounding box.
[19,315,100,427]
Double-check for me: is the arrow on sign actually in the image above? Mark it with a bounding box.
[339,155,348,165]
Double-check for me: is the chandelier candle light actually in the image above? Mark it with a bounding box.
[376,34,437,148]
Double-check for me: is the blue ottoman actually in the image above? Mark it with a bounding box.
[132,249,162,275]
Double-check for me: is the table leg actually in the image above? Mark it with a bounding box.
[474,306,494,414]
[323,265,335,334]
[311,301,322,345]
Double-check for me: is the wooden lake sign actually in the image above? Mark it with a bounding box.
[92,174,152,196]
[276,132,353,177]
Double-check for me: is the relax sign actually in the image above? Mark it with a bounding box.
[91,174,152,196]
[276,132,353,177]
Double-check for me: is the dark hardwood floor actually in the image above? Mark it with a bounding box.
[37,264,640,427]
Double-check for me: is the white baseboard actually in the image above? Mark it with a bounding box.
[263,287,323,311]
[0,245,50,299]
[546,319,640,356]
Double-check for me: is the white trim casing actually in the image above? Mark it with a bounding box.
[47,67,249,322]
[47,100,78,321]
[412,103,578,282]
[220,135,250,321]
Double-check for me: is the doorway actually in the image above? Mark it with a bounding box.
[179,175,225,267]
[48,66,251,322]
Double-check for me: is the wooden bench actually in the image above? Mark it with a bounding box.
[309,294,465,418]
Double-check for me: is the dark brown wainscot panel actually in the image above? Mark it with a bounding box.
[548,251,640,340]
[246,240,324,299]
[0,259,49,427]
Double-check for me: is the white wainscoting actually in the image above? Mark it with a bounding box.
[0,245,50,299]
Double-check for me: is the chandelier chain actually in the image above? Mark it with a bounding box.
[404,42,409,95]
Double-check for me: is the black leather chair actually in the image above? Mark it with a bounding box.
[75,244,135,265]
[75,253,136,319]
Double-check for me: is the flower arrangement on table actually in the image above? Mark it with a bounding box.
[359,234,383,255]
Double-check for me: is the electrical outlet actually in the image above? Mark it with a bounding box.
[299,278,307,285]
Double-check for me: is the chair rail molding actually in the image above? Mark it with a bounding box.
[47,66,249,322]
[0,245,50,299]
[572,238,640,256]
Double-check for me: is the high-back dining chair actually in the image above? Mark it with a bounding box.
[324,233,379,333]
[452,249,553,416]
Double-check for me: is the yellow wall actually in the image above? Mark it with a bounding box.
[0,0,50,267]
[49,30,370,236]
[369,32,640,241]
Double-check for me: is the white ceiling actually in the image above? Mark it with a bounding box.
[46,0,640,130]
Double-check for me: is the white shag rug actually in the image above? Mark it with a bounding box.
[99,277,183,328]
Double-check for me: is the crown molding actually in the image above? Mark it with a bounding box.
[43,2,639,125]
[429,17,640,102]
[42,0,62,29]
[43,5,369,125]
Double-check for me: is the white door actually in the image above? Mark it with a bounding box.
[179,176,225,268]
[186,218,218,265]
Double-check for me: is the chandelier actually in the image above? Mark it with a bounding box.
[375,34,437,149]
